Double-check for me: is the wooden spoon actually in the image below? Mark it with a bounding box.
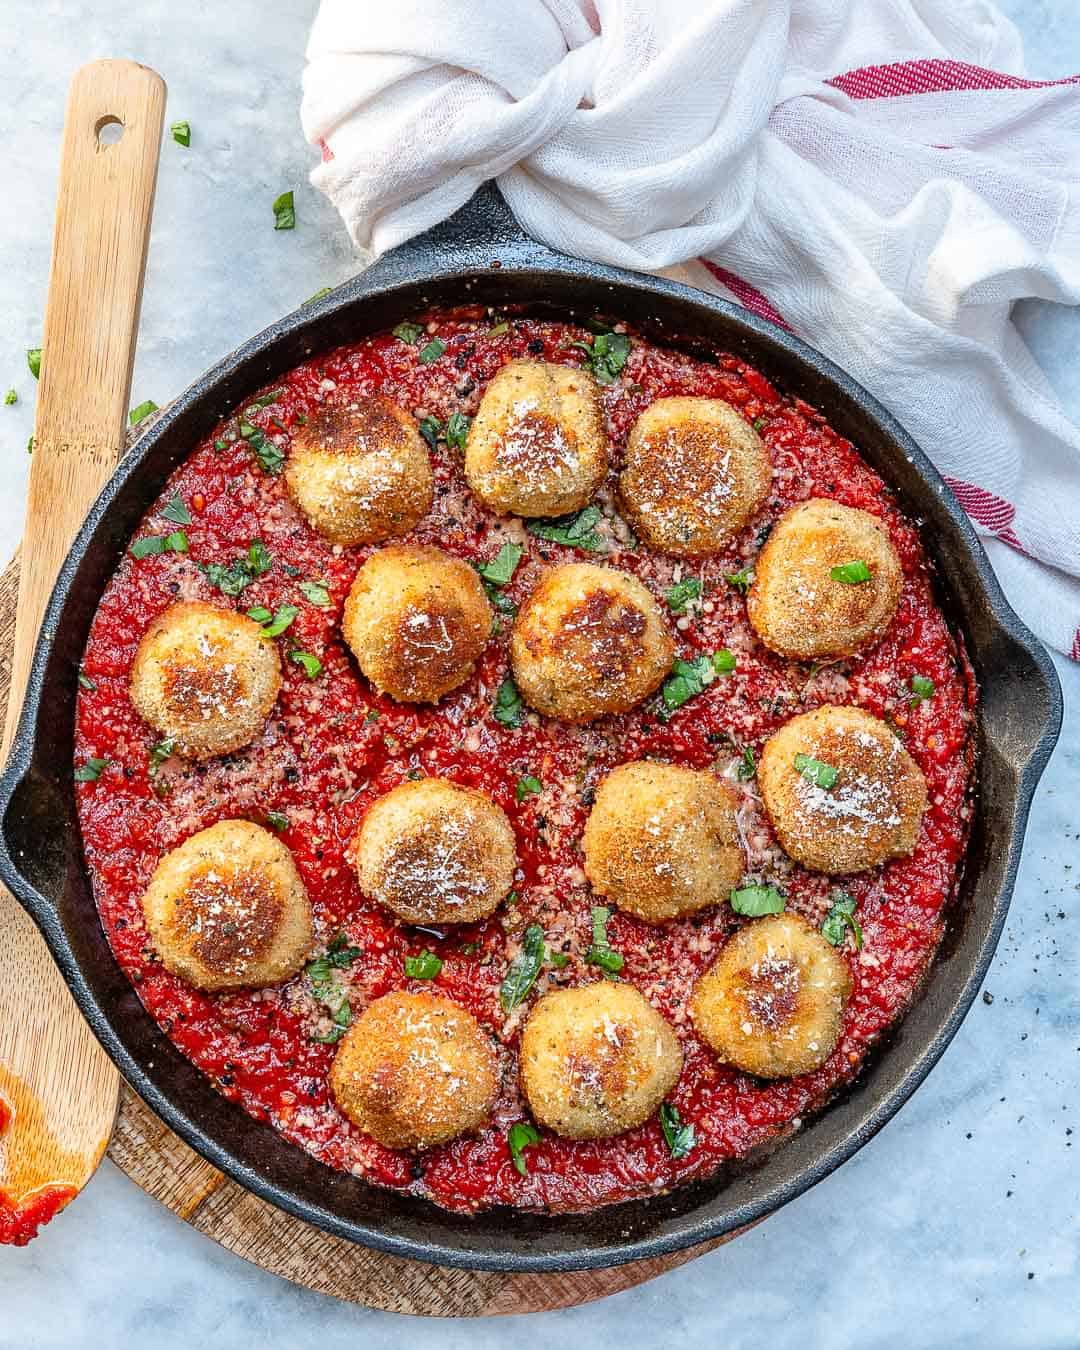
[0,59,165,1244]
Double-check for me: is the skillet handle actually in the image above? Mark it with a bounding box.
[384,180,543,267]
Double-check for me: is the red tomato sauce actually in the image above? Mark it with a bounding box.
[74,310,976,1213]
[0,1184,75,1246]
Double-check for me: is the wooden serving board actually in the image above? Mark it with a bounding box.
[0,536,738,1313]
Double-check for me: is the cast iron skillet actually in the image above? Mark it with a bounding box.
[0,184,1062,1273]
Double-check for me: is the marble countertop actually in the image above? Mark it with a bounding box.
[2,2,1077,1346]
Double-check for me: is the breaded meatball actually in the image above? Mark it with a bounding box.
[758,704,927,874]
[355,779,516,924]
[140,820,313,992]
[691,913,852,1078]
[329,990,498,1150]
[510,563,674,723]
[343,544,491,703]
[520,982,682,1140]
[747,499,902,659]
[583,761,743,924]
[619,397,771,557]
[464,359,607,518]
[130,601,281,760]
[285,395,433,546]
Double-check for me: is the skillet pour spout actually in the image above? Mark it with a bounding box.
[0,183,1062,1272]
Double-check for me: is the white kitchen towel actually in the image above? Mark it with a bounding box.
[301,0,1080,658]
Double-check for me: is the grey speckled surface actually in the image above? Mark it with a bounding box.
[1,3,1078,1346]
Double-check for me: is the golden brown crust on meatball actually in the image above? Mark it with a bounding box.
[618,397,771,558]
[355,779,516,925]
[747,499,903,659]
[510,563,674,723]
[285,395,433,546]
[520,982,682,1140]
[464,359,607,518]
[691,913,852,1078]
[329,990,498,1150]
[758,704,928,874]
[140,820,313,992]
[342,544,491,703]
[583,761,744,924]
[130,601,281,761]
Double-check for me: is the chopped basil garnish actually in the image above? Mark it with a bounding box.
[831,560,872,585]
[477,540,524,588]
[248,604,298,638]
[311,1004,351,1043]
[131,530,188,559]
[418,337,446,364]
[418,416,442,451]
[475,540,523,612]
[239,418,284,475]
[526,504,604,552]
[500,924,546,1013]
[907,675,935,706]
[404,949,443,980]
[821,889,862,950]
[570,330,630,384]
[272,190,296,231]
[730,884,786,917]
[665,577,702,614]
[290,649,322,679]
[508,1121,541,1176]
[516,775,542,802]
[445,412,471,449]
[752,416,767,433]
[725,566,753,594]
[129,399,158,426]
[737,745,757,781]
[493,676,525,728]
[488,320,510,337]
[27,348,41,379]
[306,939,357,1043]
[77,670,97,692]
[584,905,623,977]
[4,389,16,406]
[659,1102,696,1160]
[794,753,838,790]
[201,540,272,596]
[713,648,737,674]
[250,389,285,409]
[305,287,332,305]
[149,738,175,771]
[170,120,190,147]
[248,540,272,573]
[299,580,331,607]
[548,951,570,969]
[326,932,361,967]
[265,810,289,832]
[392,321,423,345]
[74,757,108,782]
[160,493,192,526]
[661,653,731,713]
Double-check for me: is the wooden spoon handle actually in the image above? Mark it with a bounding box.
[4,59,166,747]
[0,59,165,1243]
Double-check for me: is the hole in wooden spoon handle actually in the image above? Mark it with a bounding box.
[94,114,125,146]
